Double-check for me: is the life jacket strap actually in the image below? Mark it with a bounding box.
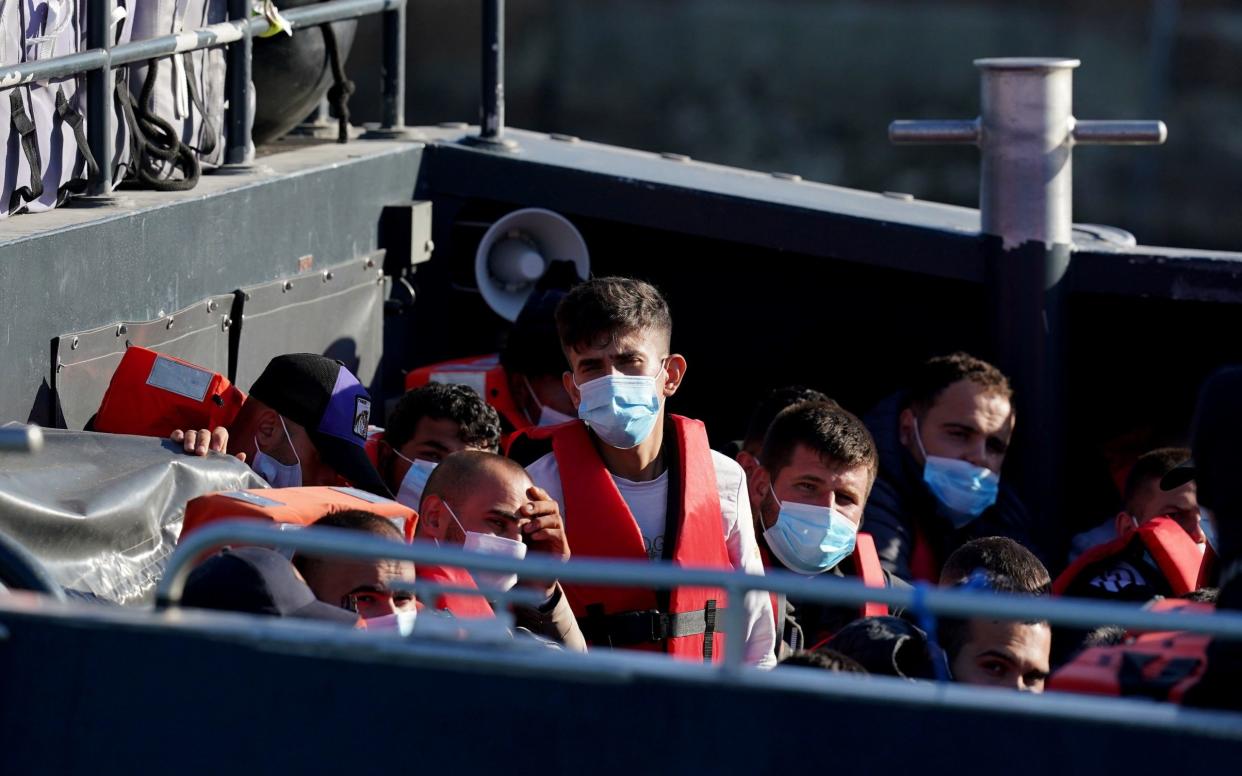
[581,603,723,648]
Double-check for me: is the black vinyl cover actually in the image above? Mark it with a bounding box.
[0,428,265,603]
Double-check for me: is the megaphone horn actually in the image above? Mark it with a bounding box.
[474,208,590,322]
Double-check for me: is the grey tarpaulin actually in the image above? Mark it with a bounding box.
[0,428,266,604]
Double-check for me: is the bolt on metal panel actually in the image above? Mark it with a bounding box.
[231,253,388,395]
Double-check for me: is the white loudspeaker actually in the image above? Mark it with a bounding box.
[474,208,590,321]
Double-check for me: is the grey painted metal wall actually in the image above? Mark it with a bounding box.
[0,139,424,426]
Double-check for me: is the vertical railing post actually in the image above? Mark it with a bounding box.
[85,0,114,197]
[722,579,748,675]
[889,58,1166,544]
[381,0,406,131]
[224,0,253,167]
[463,0,516,150]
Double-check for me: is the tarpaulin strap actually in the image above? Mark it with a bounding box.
[180,52,216,156]
[322,23,354,144]
[56,87,99,179]
[701,599,718,662]
[9,89,44,210]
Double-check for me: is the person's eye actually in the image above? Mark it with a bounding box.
[949,429,970,440]
[980,660,1008,678]
[987,440,1008,455]
[355,593,380,605]
[393,592,414,606]
[795,483,816,494]
[837,493,856,506]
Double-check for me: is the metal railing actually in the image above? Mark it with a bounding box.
[0,0,408,195]
[160,520,1242,675]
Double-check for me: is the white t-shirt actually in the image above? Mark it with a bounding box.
[527,449,777,668]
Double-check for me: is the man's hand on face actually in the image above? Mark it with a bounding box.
[518,485,570,601]
[519,485,571,561]
[170,426,246,462]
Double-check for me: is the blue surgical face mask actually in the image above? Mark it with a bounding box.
[913,420,999,528]
[252,416,302,488]
[762,485,858,575]
[394,452,437,511]
[574,365,665,450]
[521,375,576,427]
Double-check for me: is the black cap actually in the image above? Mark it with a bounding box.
[825,616,947,680]
[248,354,392,498]
[183,547,358,625]
[1160,457,1196,491]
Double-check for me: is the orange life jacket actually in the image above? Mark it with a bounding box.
[1053,516,1204,597]
[181,486,418,540]
[1047,600,1213,703]
[416,560,497,619]
[404,354,529,434]
[765,532,888,637]
[93,346,246,437]
[523,416,731,663]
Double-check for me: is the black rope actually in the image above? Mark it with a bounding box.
[118,58,200,192]
[322,24,354,144]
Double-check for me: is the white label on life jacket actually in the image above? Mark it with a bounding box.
[331,486,394,506]
[430,370,487,399]
[220,491,286,508]
[146,356,213,401]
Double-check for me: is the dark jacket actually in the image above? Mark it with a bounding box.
[862,392,1045,582]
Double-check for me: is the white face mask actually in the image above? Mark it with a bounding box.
[252,416,302,488]
[522,375,575,427]
[363,610,417,636]
[393,451,437,510]
[443,499,526,592]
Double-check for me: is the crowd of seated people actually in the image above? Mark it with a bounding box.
[69,273,1240,707]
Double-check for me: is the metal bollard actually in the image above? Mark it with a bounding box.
[463,0,517,150]
[889,58,1166,248]
[889,57,1167,544]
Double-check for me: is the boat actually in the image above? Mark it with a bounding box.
[0,1,1239,770]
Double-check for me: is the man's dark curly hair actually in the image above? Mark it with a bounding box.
[385,383,501,453]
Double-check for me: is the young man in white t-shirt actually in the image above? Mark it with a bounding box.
[518,276,775,667]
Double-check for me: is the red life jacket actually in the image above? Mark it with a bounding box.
[1053,516,1205,597]
[1047,600,1213,703]
[764,532,888,636]
[404,354,529,434]
[416,560,497,619]
[525,416,731,663]
[93,346,246,437]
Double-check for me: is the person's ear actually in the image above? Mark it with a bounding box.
[750,465,772,512]
[898,407,915,448]
[254,408,280,448]
[661,354,687,397]
[562,370,581,409]
[1115,511,1139,537]
[420,494,447,539]
[736,450,758,479]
